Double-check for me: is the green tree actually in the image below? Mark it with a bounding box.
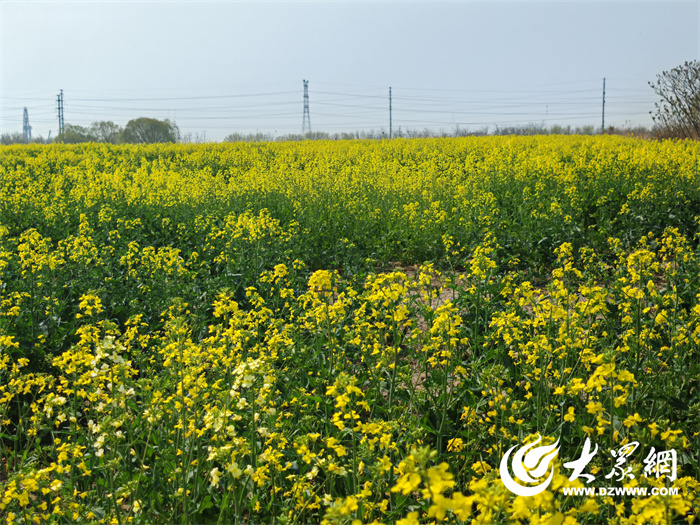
[57,124,95,144]
[121,118,179,144]
[90,121,123,144]
[649,60,700,140]
[1,132,27,145]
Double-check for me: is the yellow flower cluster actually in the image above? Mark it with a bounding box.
[0,137,698,523]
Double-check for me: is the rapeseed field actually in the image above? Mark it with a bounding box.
[1,136,699,524]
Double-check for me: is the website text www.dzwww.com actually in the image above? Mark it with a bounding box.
[562,486,679,497]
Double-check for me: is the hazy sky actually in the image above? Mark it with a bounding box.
[1,1,698,141]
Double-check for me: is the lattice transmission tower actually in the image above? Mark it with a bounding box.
[302,80,311,135]
[23,107,31,142]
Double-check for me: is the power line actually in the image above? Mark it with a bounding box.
[1,80,658,138]
[69,91,298,102]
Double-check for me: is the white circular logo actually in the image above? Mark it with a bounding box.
[499,434,560,497]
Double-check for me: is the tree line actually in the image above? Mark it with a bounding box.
[1,117,179,145]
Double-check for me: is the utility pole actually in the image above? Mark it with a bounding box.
[56,93,61,135]
[389,87,392,139]
[302,80,311,135]
[601,78,606,133]
[56,89,65,135]
[23,108,31,142]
